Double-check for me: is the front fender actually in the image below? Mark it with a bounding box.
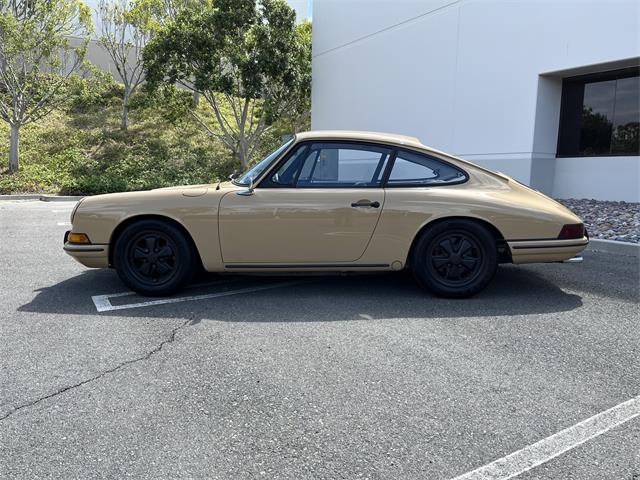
[71,188,226,270]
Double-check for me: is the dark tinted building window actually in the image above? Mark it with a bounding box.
[557,67,639,156]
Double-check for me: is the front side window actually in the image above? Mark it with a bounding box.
[267,142,391,188]
[235,138,294,186]
[557,67,639,156]
[267,144,309,187]
[387,150,466,186]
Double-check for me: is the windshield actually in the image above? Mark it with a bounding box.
[234,138,295,186]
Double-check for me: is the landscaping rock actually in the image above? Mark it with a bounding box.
[556,198,639,244]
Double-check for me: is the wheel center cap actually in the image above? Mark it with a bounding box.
[450,254,461,265]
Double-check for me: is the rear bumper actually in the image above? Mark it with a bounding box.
[63,231,109,268]
[508,236,589,264]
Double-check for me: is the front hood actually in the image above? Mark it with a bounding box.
[153,183,211,197]
[80,183,212,207]
[152,183,211,192]
[81,182,242,208]
[153,181,240,194]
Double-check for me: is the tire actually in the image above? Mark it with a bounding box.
[411,220,498,298]
[114,219,196,296]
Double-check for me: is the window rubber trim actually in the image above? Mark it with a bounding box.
[381,147,469,188]
[257,140,395,189]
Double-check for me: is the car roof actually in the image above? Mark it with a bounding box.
[292,130,503,179]
[295,130,425,149]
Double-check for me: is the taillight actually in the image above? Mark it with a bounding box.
[558,223,585,240]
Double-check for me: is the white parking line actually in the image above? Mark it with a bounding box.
[92,277,245,311]
[57,222,71,226]
[450,395,640,480]
[91,279,312,313]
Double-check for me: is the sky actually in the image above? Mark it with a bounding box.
[84,0,312,20]
[83,0,310,39]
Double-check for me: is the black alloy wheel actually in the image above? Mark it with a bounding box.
[115,219,196,296]
[427,231,483,287]
[127,231,178,286]
[412,219,498,298]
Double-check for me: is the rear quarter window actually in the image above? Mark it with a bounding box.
[387,150,467,186]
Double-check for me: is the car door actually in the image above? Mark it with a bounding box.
[218,141,391,264]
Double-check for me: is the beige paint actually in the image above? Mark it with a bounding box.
[65,131,587,271]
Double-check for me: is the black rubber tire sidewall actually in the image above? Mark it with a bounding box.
[412,220,498,298]
[114,219,195,297]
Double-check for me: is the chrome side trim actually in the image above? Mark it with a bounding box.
[508,236,589,251]
[225,263,389,269]
[512,241,589,250]
[64,246,105,253]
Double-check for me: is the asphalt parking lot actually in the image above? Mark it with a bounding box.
[0,199,638,479]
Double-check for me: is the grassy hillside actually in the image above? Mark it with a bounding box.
[0,78,290,195]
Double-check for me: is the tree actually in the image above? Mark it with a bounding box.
[0,0,92,173]
[144,0,311,168]
[153,0,206,107]
[98,0,159,130]
[158,0,204,23]
[612,122,639,154]
[580,106,613,155]
[286,19,311,133]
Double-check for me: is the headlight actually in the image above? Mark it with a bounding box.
[70,197,85,223]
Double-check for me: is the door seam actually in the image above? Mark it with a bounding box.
[354,189,386,262]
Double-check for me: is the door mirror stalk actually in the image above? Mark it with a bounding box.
[237,177,255,196]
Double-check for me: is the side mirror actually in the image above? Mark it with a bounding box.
[236,176,255,196]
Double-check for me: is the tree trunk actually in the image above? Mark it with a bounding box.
[8,123,19,174]
[237,139,249,169]
[121,89,130,130]
[192,91,200,108]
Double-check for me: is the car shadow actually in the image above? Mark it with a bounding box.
[18,265,584,322]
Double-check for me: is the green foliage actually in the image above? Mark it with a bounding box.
[66,70,124,112]
[143,0,311,167]
[0,77,237,194]
[0,0,93,171]
[141,85,195,124]
[0,1,312,190]
[98,0,165,130]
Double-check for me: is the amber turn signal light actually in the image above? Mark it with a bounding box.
[68,232,91,244]
[558,223,585,240]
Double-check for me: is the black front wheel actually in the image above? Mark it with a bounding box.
[114,219,196,296]
[412,220,498,298]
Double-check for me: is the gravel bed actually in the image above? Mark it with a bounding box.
[556,198,639,243]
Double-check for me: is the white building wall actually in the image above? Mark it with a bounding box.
[312,0,640,201]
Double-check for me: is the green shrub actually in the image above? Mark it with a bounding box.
[0,76,244,195]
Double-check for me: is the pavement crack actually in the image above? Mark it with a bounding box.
[0,319,190,422]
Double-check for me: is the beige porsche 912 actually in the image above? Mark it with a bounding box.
[64,131,588,298]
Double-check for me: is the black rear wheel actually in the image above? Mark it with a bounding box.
[114,219,196,296]
[412,220,498,298]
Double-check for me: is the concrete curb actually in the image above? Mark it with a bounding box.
[40,195,83,202]
[0,194,42,201]
[587,239,639,257]
[0,194,83,202]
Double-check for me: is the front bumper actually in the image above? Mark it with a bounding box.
[63,231,110,268]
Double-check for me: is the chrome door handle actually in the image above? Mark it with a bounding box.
[351,200,380,208]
